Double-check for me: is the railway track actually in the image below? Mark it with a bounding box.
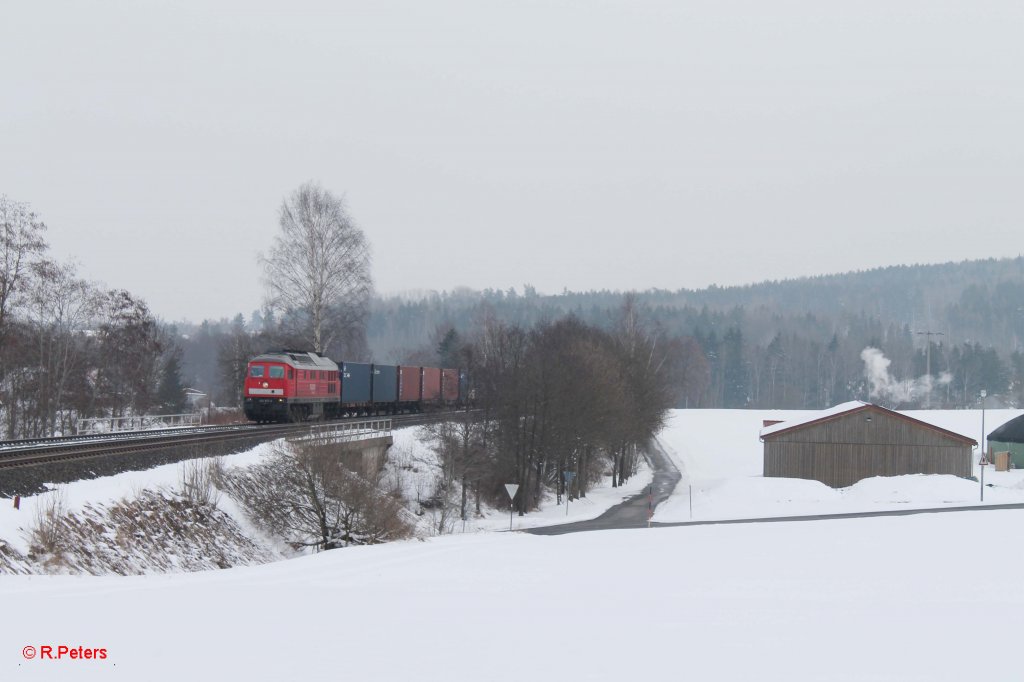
[0,412,456,470]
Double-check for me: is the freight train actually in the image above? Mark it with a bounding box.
[242,350,466,423]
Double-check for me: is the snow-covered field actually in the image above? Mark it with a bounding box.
[5,410,1024,680]
[3,510,1023,681]
[654,408,1024,521]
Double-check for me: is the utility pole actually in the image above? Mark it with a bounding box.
[978,389,988,500]
[981,389,987,462]
[914,330,945,408]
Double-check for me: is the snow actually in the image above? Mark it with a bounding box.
[0,443,276,559]
[0,426,651,570]
[759,399,869,437]
[3,511,1024,680]
[387,426,653,533]
[3,410,1024,679]
[655,408,1024,522]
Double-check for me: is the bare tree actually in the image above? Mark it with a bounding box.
[224,435,410,551]
[421,409,490,531]
[464,304,681,513]
[22,260,100,436]
[259,182,372,356]
[92,290,163,417]
[0,197,49,436]
[609,295,679,484]
[0,196,48,342]
[216,314,257,405]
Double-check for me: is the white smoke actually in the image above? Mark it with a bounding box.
[860,347,952,405]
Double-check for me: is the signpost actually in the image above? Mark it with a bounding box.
[979,454,988,502]
[562,471,576,516]
[504,484,519,531]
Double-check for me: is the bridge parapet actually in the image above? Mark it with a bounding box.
[290,419,394,474]
[299,418,392,444]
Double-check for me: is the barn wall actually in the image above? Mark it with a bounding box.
[763,409,972,487]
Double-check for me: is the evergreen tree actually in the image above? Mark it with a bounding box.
[157,348,187,413]
[437,328,462,368]
[722,327,749,408]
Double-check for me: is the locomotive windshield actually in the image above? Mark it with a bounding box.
[249,366,264,377]
[269,366,285,379]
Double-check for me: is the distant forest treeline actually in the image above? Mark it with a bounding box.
[178,257,1024,411]
[365,257,1024,410]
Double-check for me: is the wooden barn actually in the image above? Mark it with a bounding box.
[761,401,975,488]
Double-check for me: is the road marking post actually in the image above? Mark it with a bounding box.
[563,471,576,517]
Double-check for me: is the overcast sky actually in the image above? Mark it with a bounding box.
[3,1,1022,322]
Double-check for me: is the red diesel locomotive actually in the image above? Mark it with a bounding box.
[243,350,464,423]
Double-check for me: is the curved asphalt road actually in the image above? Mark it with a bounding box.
[526,441,682,536]
[528,441,1024,536]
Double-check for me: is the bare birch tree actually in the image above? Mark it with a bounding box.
[23,260,100,436]
[259,182,372,356]
[1,197,49,436]
[0,196,48,342]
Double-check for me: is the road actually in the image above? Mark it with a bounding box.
[650,501,1024,528]
[525,440,682,536]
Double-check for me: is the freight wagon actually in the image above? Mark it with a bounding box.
[243,350,465,423]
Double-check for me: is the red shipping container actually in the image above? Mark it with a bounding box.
[421,367,442,402]
[441,368,459,402]
[398,366,422,402]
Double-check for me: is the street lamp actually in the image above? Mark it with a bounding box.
[979,389,988,501]
[981,389,987,459]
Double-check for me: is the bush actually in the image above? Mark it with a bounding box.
[26,488,69,565]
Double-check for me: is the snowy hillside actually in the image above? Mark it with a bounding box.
[0,426,650,575]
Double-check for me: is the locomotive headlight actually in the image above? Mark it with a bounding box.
[262,382,269,388]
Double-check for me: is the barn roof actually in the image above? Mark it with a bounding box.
[989,414,1024,443]
[760,401,977,445]
[759,401,869,437]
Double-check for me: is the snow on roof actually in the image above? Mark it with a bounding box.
[760,401,869,438]
[760,400,977,445]
[989,413,1024,443]
[252,350,338,369]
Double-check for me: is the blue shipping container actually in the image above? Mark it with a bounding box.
[341,362,372,403]
[372,364,398,403]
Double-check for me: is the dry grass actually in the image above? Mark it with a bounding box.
[179,457,223,507]
[26,487,70,567]
[16,485,276,575]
